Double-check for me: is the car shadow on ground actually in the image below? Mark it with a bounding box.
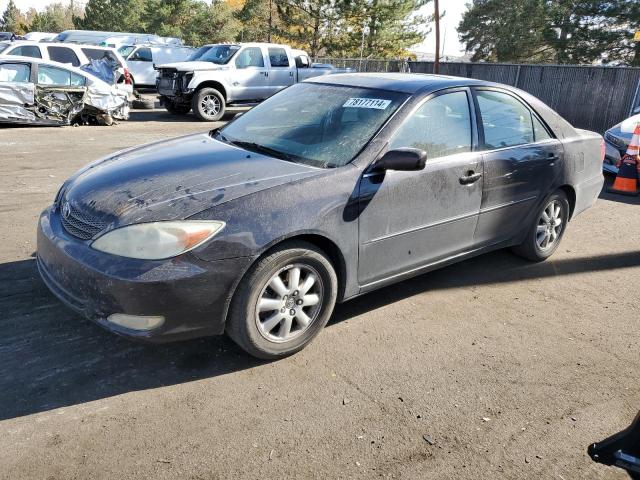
[1,246,639,421]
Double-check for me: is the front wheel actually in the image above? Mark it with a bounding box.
[226,241,338,359]
[511,190,569,262]
[191,87,226,121]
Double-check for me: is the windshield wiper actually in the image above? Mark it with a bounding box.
[227,140,303,163]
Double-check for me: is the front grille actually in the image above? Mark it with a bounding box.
[60,202,109,240]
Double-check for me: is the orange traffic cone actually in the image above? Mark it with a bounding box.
[608,123,640,196]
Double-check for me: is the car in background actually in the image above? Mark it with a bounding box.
[37,73,604,358]
[603,113,640,174]
[0,56,129,126]
[52,30,183,49]
[117,44,195,88]
[0,32,17,41]
[155,42,354,121]
[0,41,133,95]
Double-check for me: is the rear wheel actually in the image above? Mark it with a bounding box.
[226,241,338,359]
[511,190,569,262]
[192,87,225,121]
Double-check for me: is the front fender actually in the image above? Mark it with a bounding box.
[188,72,231,97]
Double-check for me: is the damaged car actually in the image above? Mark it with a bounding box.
[0,56,129,126]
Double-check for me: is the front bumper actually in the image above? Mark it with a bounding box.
[36,207,254,343]
[603,136,627,174]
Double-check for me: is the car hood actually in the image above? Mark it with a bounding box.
[156,61,226,72]
[607,113,640,140]
[62,132,323,227]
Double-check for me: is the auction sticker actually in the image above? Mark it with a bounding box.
[343,98,391,109]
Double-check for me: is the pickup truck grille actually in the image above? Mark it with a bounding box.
[157,69,190,96]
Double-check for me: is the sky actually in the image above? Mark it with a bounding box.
[6,0,468,56]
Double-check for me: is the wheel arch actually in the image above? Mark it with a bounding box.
[558,184,576,219]
[193,80,227,101]
[221,232,348,331]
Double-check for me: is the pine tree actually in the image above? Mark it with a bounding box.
[75,0,145,32]
[1,0,28,34]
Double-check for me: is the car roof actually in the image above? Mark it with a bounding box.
[3,40,116,50]
[0,55,110,86]
[306,72,491,94]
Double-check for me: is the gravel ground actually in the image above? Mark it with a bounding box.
[0,106,638,479]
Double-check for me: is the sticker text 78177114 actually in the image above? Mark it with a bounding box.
[343,97,391,110]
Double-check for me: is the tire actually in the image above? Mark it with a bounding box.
[511,190,569,262]
[163,99,191,115]
[226,241,338,360]
[191,87,226,122]
[132,97,155,110]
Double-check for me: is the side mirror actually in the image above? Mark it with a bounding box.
[374,148,427,172]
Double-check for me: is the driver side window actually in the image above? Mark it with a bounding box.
[390,91,472,160]
[235,47,264,69]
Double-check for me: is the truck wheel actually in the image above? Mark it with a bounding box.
[192,87,226,122]
[163,100,191,115]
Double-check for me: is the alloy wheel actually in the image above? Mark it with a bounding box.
[201,95,220,117]
[536,200,563,250]
[255,264,324,343]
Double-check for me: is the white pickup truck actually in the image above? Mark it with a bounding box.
[155,42,353,121]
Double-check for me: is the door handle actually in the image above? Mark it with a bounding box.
[547,153,559,162]
[459,171,482,185]
[260,71,268,77]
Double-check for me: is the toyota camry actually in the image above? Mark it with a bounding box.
[37,73,604,359]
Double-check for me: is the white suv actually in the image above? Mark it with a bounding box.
[0,41,133,94]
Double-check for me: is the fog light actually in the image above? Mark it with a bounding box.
[107,314,165,331]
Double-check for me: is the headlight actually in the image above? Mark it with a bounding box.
[91,221,225,260]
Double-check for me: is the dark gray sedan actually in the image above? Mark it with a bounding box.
[37,73,604,359]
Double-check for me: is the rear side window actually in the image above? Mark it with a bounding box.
[390,91,473,159]
[0,63,31,82]
[82,48,119,65]
[129,47,152,62]
[8,45,42,58]
[47,46,81,67]
[268,48,289,67]
[0,44,9,54]
[476,90,534,149]
[235,47,264,68]
[38,65,86,86]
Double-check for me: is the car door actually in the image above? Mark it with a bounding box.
[126,46,154,85]
[267,47,295,96]
[472,88,563,246]
[358,88,483,287]
[0,61,37,121]
[34,63,87,123]
[230,46,269,101]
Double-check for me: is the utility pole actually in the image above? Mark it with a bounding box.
[268,0,273,42]
[434,0,440,74]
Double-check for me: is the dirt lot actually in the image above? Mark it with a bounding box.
[0,106,638,480]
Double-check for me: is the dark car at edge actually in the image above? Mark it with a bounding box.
[37,73,604,359]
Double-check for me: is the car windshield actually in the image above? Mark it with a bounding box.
[118,45,135,58]
[198,45,240,64]
[186,46,211,61]
[219,82,408,168]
